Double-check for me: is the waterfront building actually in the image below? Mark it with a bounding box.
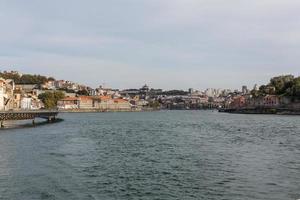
[58,96,133,111]
[229,96,246,109]
[0,78,6,110]
[263,95,280,107]
[78,96,94,109]
[93,96,132,110]
[0,78,15,110]
[57,97,80,109]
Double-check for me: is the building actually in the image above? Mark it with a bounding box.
[20,97,32,110]
[58,96,132,111]
[140,84,149,93]
[0,78,6,110]
[15,84,39,93]
[57,97,80,109]
[0,78,15,110]
[42,81,56,90]
[230,96,246,109]
[93,96,132,110]
[78,96,94,109]
[242,86,248,94]
[263,95,280,107]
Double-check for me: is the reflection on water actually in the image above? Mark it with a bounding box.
[0,118,64,129]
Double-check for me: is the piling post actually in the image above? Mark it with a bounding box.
[0,121,4,128]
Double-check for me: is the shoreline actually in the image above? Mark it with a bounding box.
[219,108,300,115]
[58,108,159,113]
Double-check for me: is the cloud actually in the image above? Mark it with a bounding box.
[0,0,299,90]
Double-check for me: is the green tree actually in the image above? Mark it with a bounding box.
[76,90,89,96]
[38,91,65,109]
[290,77,300,98]
[0,72,21,82]
[148,100,160,108]
[269,75,294,95]
[250,89,260,98]
[47,77,55,81]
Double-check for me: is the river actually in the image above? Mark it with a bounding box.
[0,111,299,200]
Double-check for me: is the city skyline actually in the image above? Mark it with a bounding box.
[0,69,274,93]
[1,0,300,90]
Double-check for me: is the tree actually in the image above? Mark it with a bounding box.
[250,89,260,98]
[19,74,48,84]
[258,85,267,95]
[47,77,56,81]
[290,77,300,98]
[0,72,49,84]
[0,72,21,82]
[38,91,65,109]
[148,100,160,108]
[269,75,294,95]
[161,90,188,96]
[76,90,89,96]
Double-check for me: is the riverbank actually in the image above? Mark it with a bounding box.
[58,107,159,113]
[219,107,300,115]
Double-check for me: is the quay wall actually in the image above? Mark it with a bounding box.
[219,107,300,115]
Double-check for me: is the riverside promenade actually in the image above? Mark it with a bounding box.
[0,110,59,128]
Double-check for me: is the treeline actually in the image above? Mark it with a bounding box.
[159,90,189,96]
[252,75,300,98]
[0,71,55,84]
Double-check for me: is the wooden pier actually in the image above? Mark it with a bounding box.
[0,110,59,128]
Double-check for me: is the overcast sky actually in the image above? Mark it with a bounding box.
[0,0,299,90]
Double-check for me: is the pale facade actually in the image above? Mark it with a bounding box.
[0,78,15,110]
[58,96,132,110]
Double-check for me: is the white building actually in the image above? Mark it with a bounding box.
[0,78,6,110]
[21,98,32,110]
[0,78,15,110]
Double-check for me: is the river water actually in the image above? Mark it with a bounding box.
[0,111,299,200]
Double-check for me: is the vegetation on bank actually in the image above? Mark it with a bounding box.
[0,71,54,84]
[148,100,161,109]
[251,75,300,99]
[38,91,65,109]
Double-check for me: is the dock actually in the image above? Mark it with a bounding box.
[0,110,59,128]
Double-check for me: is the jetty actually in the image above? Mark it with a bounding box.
[0,110,59,128]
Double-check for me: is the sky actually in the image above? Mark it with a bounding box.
[0,0,299,90]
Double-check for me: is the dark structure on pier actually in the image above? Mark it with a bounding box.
[0,110,58,127]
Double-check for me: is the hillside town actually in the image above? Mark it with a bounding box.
[0,70,300,113]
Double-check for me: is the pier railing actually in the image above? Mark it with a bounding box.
[0,110,59,127]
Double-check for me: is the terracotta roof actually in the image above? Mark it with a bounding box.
[61,97,79,101]
[93,95,112,101]
[114,98,128,103]
[100,96,112,100]
[79,96,93,100]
